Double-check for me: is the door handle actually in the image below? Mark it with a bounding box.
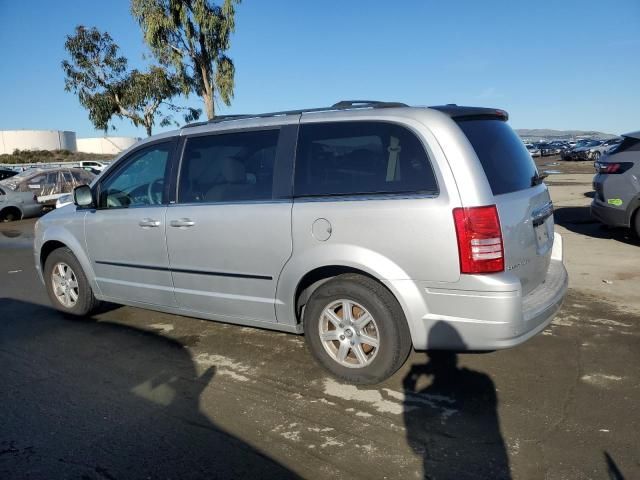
[170,218,195,228]
[139,218,161,228]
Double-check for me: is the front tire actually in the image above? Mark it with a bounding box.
[44,247,99,316]
[303,274,412,384]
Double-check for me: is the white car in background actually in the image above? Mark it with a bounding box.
[525,143,541,157]
[77,160,108,172]
[588,138,622,161]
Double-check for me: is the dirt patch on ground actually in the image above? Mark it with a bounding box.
[535,155,596,175]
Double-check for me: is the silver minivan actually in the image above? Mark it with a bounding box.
[34,101,568,384]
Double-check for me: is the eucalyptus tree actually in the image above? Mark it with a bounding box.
[131,0,240,119]
[62,25,200,136]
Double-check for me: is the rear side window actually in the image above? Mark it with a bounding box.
[611,136,640,154]
[294,121,437,197]
[179,129,279,203]
[457,119,538,195]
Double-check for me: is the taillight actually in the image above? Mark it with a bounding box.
[595,162,634,174]
[453,205,504,274]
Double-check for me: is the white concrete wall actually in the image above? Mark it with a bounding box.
[76,136,139,154]
[0,130,77,154]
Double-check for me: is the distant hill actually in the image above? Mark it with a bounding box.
[516,129,618,141]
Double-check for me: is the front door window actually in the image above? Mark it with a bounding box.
[99,144,171,208]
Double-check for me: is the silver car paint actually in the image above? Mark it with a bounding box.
[34,106,568,350]
[0,187,43,219]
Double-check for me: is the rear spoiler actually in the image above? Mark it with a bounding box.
[430,105,509,122]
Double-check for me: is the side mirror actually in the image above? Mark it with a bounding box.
[73,185,94,208]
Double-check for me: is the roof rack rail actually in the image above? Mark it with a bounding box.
[182,100,409,129]
[331,100,409,109]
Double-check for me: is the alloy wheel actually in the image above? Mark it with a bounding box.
[51,262,79,308]
[318,299,380,368]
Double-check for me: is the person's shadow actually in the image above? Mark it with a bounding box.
[402,321,511,479]
[0,298,297,479]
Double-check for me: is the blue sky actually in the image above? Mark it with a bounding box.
[0,0,638,138]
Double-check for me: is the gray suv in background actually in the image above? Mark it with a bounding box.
[592,130,640,237]
[34,101,568,384]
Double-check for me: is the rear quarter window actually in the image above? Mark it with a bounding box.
[457,119,538,195]
[612,136,640,153]
[294,121,438,197]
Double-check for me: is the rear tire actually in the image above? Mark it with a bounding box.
[633,209,640,239]
[44,247,99,316]
[303,274,412,384]
[0,207,21,222]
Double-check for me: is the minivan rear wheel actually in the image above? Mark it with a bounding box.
[303,274,412,384]
[44,247,99,316]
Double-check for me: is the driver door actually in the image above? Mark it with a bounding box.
[84,140,177,307]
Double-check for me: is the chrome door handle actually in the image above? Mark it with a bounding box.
[139,218,161,228]
[170,218,195,228]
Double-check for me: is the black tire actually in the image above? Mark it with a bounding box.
[633,209,640,239]
[303,273,412,384]
[0,208,21,222]
[44,247,99,316]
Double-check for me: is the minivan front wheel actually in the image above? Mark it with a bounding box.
[44,247,98,316]
[303,274,412,384]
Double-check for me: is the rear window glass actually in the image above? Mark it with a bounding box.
[612,136,640,153]
[294,121,437,197]
[457,119,538,195]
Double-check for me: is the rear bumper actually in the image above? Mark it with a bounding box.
[394,232,568,350]
[591,200,629,227]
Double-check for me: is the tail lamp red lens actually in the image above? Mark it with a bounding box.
[453,205,504,274]
[596,162,633,174]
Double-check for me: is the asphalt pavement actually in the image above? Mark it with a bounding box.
[1,181,639,479]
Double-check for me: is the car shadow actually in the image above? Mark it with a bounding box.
[553,206,638,245]
[402,322,511,479]
[0,298,297,479]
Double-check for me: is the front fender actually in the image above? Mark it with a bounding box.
[36,217,101,297]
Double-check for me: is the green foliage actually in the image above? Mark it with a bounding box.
[0,150,113,165]
[131,0,240,119]
[62,25,201,136]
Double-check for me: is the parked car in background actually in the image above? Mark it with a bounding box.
[592,131,640,237]
[0,184,43,222]
[526,143,541,157]
[77,160,108,172]
[589,138,623,161]
[0,168,18,181]
[538,142,567,157]
[562,140,602,161]
[55,193,73,209]
[34,101,568,384]
[0,167,95,206]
